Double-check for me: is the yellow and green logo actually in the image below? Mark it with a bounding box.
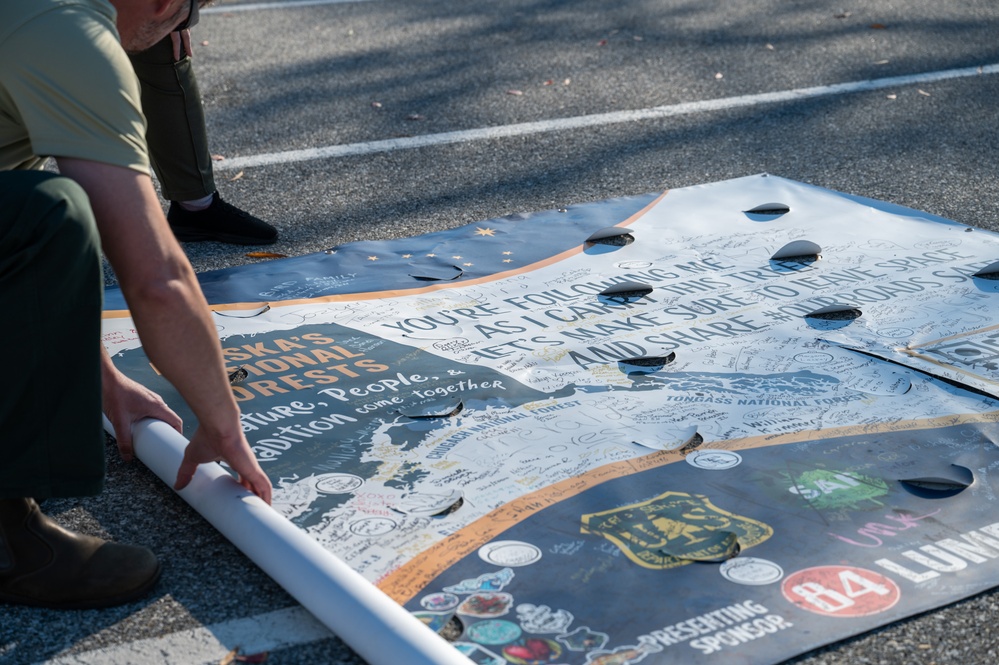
[581,491,773,569]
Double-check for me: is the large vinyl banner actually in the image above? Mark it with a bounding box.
[102,175,999,665]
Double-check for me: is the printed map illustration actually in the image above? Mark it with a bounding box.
[103,175,999,664]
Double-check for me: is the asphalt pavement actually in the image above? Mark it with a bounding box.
[5,0,999,663]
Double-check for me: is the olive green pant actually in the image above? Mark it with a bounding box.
[129,35,216,203]
[0,171,105,499]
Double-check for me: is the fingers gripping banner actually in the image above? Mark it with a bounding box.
[103,175,999,665]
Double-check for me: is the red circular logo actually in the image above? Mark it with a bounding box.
[782,565,901,617]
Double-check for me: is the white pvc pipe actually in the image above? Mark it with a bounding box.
[111,417,472,665]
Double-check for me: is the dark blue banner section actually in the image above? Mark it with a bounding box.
[104,194,659,310]
[407,424,999,664]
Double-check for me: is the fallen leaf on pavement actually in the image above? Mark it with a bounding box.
[219,648,269,664]
[246,252,289,259]
[228,171,244,181]
[211,154,225,161]
[506,89,524,96]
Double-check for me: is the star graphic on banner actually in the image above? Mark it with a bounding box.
[463,262,473,267]
[401,254,412,258]
[502,251,512,255]
[475,227,496,237]
[452,255,463,260]
[426,253,436,257]
[503,259,513,263]
[367,256,379,261]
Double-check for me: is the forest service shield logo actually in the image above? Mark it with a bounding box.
[580,491,773,569]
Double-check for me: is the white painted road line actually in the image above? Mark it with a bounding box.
[34,607,333,665]
[216,63,999,171]
[204,0,376,14]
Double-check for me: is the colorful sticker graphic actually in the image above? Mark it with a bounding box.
[558,626,609,652]
[782,565,901,617]
[502,637,563,664]
[516,603,574,634]
[783,469,889,510]
[479,541,543,567]
[580,492,773,569]
[719,557,784,586]
[686,450,743,470]
[584,636,664,664]
[420,592,460,611]
[465,619,523,645]
[458,592,514,618]
[444,568,515,594]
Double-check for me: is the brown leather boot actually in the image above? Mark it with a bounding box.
[0,498,160,609]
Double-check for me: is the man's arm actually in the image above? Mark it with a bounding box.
[59,157,271,504]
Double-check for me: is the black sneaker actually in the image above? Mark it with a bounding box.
[167,193,278,245]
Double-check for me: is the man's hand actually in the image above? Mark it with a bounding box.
[101,347,183,462]
[171,29,194,61]
[175,427,273,504]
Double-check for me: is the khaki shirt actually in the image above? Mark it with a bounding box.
[0,0,149,174]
